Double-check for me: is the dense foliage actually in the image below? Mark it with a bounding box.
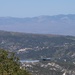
[0,49,30,75]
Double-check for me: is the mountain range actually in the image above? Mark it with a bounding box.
[0,14,75,35]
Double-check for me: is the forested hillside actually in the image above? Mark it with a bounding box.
[0,30,75,62]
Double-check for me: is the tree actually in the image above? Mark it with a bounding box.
[0,49,31,75]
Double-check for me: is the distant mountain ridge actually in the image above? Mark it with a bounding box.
[0,14,75,35]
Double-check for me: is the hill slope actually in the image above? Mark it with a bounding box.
[0,30,75,62]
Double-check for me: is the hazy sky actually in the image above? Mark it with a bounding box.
[0,0,75,17]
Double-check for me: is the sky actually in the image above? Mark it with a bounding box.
[0,0,75,18]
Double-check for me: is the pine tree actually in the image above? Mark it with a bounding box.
[0,49,31,75]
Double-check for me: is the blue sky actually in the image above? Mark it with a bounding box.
[0,0,75,17]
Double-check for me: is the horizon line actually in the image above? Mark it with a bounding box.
[0,14,75,18]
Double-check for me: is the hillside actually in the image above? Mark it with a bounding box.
[0,30,75,62]
[0,14,75,35]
